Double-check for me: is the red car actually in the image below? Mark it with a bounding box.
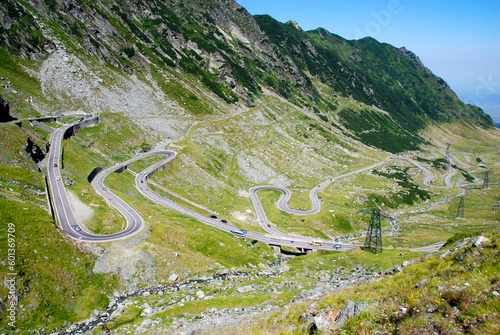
[267,224,271,227]
[54,163,58,167]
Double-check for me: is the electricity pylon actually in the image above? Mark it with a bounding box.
[357,208,383,254]
[482,171,489,189]
[456,196,465,218]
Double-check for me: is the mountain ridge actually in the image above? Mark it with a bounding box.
[0,0,494,147]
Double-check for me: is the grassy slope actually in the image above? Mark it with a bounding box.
[0,199,117,331]
[250,230,500,335]
[0,50,125,330]
[0,123,118,332]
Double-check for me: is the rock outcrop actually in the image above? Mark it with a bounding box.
[0,95,16,123]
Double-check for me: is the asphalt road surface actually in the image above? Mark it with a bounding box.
[46,115,479,251]
[48,114,150,242]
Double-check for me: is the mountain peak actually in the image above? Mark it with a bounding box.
[286,20,302,30]
[399,46,430,73]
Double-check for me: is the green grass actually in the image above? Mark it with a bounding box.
[159,293,273,319]
[287,248,425,273]
[0,51,47,118]
[107,305,143,329]
[75,112,145,160]
[0,198,117,332]
[260,230,500,334]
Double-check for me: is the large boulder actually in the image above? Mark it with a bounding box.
[335,300,356,326]
[196,290,205,299]
[474,236,489,247]
[313,309,341,332]
[236,285,254,293]
[311,301,371,333]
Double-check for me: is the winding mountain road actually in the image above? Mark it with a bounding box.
[48,115,149,242]
[47,115,487,250]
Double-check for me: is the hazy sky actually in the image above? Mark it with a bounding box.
[236,0,500,123]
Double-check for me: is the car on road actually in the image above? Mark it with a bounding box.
[333,244,342,250]
[73,225,81,231]
[230,229,246,236]
[221,219,227,223]
[311,240,323,246]
[210,215,217,219]
[54,163,58,167]
[267,224,271,227]
[56,176,61,181]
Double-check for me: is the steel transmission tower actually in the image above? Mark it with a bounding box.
[358,209,383,254]
[482,171,489,189]
[456,196,465,218]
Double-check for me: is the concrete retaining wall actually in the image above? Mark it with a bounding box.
[64,116,99,139]
[145,156,176,179]
[31,120,55,133]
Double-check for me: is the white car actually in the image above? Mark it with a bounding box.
[56,176,61,181]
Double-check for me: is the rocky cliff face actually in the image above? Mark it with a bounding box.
[0,95,16,122]
[1,0,494,152]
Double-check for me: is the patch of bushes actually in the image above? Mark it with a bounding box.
[416,157,448,170]
[339,108,422,153]
[121,47,135,58]
[452,165,475,183]
[373,166,431,206]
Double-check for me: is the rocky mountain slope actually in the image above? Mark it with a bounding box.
[0,0,494,152]
[0,0,499,333]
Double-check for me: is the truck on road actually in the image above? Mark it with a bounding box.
[230,229,247,236]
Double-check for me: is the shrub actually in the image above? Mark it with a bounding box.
[122,47,135,58]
